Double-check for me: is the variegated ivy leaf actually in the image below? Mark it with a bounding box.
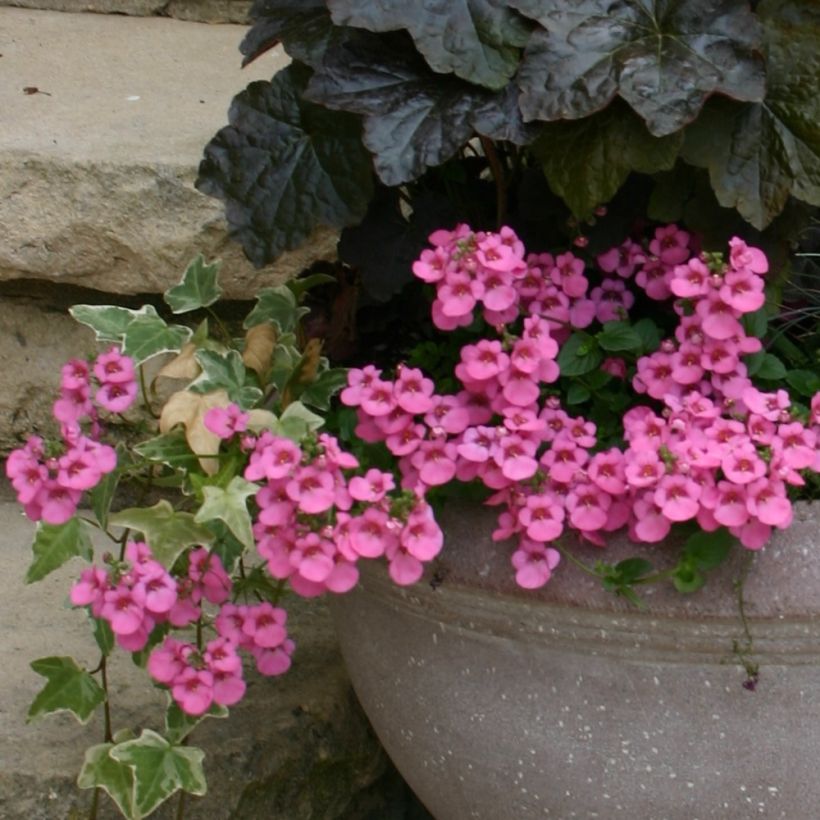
[243,285,308,333]
[164,696,229,745]
[189,349,263,409]
[25,518,93,585]
[109,730,207,819]
[274,401,325,441]
[77,743,137,819]
[121,311,192,366]
[164,255,223,315]
[28,656,106,724]
[109,501,214,569]
[194,477,258,553]
[69,304,156,344]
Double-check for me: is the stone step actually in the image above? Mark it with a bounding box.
[0,1,251,24]
[0,7,337,299]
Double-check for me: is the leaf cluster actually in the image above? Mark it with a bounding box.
[198,0,820,295]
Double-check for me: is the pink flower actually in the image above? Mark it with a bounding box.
[286,466,336,513]
[243,602,288,649]
[204,404,249,439]
[95,381,138,414]
[512,541,560,589]
[394,367,435,414]
[172,667,214,716]
[649,224,690,265]
[349,468,395,502]
[411,440,457,486]
[348,508,396,558]
[729,237,768,275]
[518,493,564,542]
[566,483,611,531]
[653,474,700,522]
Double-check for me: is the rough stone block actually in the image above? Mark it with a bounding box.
[0,0,252,24]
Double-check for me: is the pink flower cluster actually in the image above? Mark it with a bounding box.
[5,347,137,525]
[243,430,444,589]
[147,602,294,716]
[344,226,820,589]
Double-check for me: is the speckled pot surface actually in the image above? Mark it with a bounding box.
[329,502,820,819]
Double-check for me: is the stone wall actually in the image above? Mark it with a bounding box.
[0,0,251,23]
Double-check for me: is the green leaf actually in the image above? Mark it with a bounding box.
[274,401,325,441]
[244,285,307,333]
[205,520,248,575]
[69,304,153,343]
[26,518,92,585]
[681,2,820,229]
[77,743,137,819]
[671,562,705,594]
[300,367,350,411]
[121,308,192,366]
[197,63,374,268]
[513,0,764,136]
[755,353,788,381]
[786,369,820,397]
[109,501,214,570]
[566,382,591,405]
[287,272,337,301]
[532,101,682,218]
[164,255,223,314]
[194,477,258,553]
[329,0,531,90]
[683,528,735,572]
[134,430,200,473]
[742,308,769,340]
[557,332,602,377]
[164,698,229,745]
[109,730,207,818]
[189,349,262,409]
[89,442,129,530]
[633,318,662,354]
[614,558,654,582]
[90,615,115,657]
[596,321,643,353]
[28,656,106,724]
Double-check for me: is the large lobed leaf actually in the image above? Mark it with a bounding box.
[512,0,765,137]
[28,656,106,725]
[681,0,820,228]
[196,63,374,268]
[327,0,531,91]
[25,518,93,585]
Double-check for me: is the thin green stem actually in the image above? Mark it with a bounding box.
[138,365,158,420]
[551,542,600,579]
[100,656,113,743]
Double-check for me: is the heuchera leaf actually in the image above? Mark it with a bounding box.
[512,0,764,137]
[28,656,106,724]
[109,501,214,570]
[532,101,682,218]
[327,0,531,91]
[164,255,223,315]
[25,518,93,585]
[681,1,820,229]
[242,0,341,68]
[197,63,374,268]
[305,30,491,185]
[109,730,207,819]
[194,477,258,553]
[77,743,137,819]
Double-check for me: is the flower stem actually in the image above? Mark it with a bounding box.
[138,364,158,419]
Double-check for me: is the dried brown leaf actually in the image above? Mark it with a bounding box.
[242,323,277,381]
[156,343,201,382]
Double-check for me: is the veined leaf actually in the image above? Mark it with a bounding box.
[28,656,106,724]
[77,743,136,819]
[194,477,258,553]
[26,518,92,585]
[164,255,223,315]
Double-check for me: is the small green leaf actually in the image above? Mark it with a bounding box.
[566,383,591,405]
[614,558,654,582]
[194,477,258,553]
[287,272,336,301]
[274,401,325,441]
[164,255,223,314]
[632,318,662,354]
[69,304,153,343]
[121,309,192,366]
[109,501,214,570]
[134,430,200,473]
[28,656,106,724]
[89,442,129,530]
[683,528,735,571]
[596,322,643,353]
[110,729,207,818]
[164,698,229,745]
[90,615,115,657]
[190,349,261,409]
[671,563,705,594]
[742,308,769,339]
[300,367,350,411]
[557,333,602,377]
[77,743,137,819]
[755,353,787,381]
[26,518,92,584]
[244,285,308,333]
[786,369,820,397]
[205,520,248,574]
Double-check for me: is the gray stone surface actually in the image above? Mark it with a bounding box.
[0,499,396,819]
[0,8,338,298]
[1,0,251,25]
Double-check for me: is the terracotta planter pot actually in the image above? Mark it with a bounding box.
[329,501,820,819]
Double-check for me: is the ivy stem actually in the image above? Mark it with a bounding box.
[206,307,234,348]
[89,786,100,820]
[100,656,113,743]
[138,364,158,420]
[479,136,507,229]
[175,790,187,820]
